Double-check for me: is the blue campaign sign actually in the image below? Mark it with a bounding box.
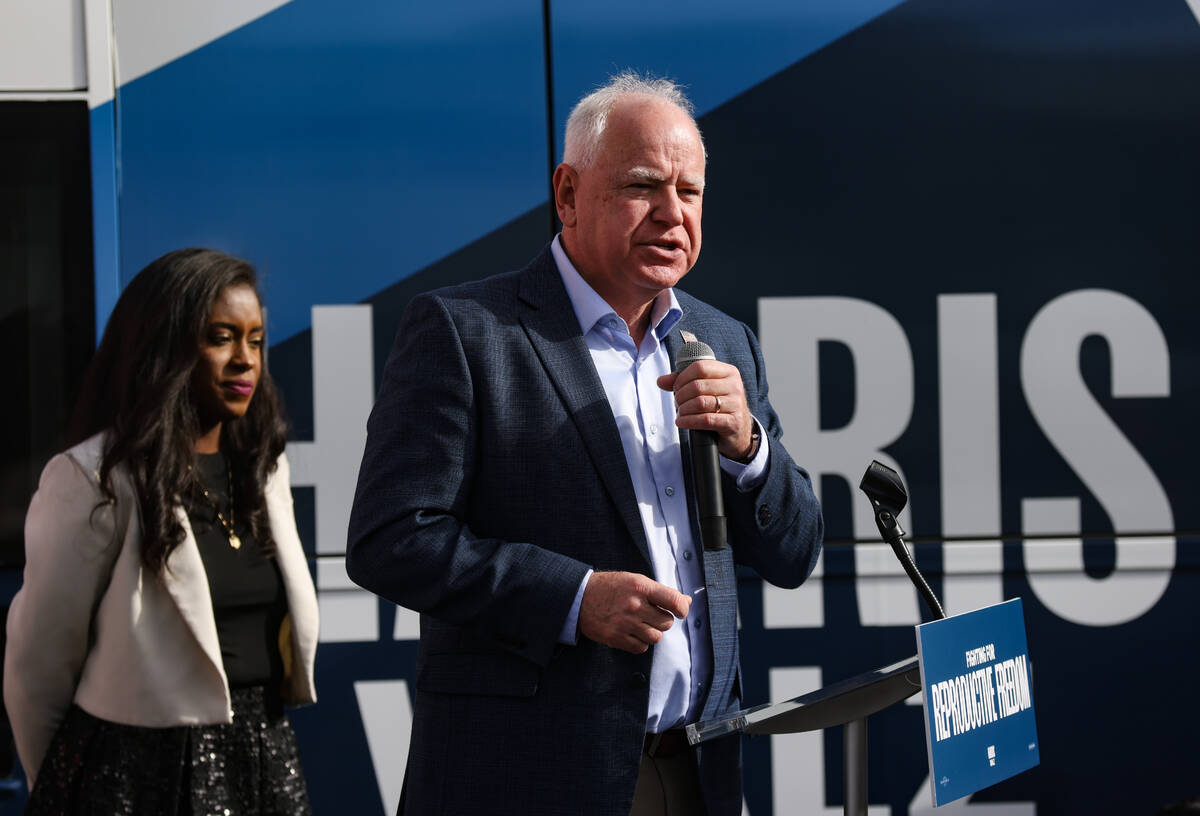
[916,598,1040,807]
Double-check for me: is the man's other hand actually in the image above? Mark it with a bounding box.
[579,571,691,654]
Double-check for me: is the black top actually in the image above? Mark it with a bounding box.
[185,452,287,692]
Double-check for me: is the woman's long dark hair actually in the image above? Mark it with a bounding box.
[67,248,288,573]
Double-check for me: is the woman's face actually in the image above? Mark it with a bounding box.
[191,283,264,431]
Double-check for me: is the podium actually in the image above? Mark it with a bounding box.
[686,655,922,816]
[686,461,941,813]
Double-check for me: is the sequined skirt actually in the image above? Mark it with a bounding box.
[26,686,311,816]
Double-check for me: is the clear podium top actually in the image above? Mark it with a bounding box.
[687,655,921,745]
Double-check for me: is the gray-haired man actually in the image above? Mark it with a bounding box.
[348,72,823,816]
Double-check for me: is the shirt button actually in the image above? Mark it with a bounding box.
[665,486,675,497]
[682,550,693,561]
[650,425,658,435]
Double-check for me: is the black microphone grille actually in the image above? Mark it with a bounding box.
[675,340,715,372]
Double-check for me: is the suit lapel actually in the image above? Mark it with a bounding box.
[667,318,738,711]
[517,250,651,566]
[161,507,227,682]
[88,441,228,691]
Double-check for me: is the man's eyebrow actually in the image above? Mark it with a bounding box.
[625,167,706,191]
[626,167,667,183]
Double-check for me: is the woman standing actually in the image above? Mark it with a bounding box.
[5,248,318,814]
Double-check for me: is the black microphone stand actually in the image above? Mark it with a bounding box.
[859,460,945,621]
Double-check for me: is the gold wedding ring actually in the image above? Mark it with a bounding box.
[715,395,722,414]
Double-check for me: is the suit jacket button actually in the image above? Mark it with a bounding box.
[757,504,773,526]
[629,672,648,689]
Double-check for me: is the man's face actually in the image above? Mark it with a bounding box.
[558,97,705,313]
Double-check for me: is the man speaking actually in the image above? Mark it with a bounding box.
[347,72,823,816]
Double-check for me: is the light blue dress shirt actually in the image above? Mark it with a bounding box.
[550,236,768,731]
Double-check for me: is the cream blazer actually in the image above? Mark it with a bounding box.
[4,433,319,789]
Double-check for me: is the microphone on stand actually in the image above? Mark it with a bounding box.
[859,461,945,620]
[674,340,727,551]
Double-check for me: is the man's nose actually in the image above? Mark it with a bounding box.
[651,188,684,225]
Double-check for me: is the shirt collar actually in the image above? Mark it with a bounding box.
[551,235,683,343]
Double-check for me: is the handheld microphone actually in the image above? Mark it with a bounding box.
[674,340,727,551]
[859,460,945,620]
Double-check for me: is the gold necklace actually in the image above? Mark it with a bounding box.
[194,458,242,550]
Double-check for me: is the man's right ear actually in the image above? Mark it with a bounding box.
[552,163,578,228]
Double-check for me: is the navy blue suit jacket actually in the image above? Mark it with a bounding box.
[347,246,823,815]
